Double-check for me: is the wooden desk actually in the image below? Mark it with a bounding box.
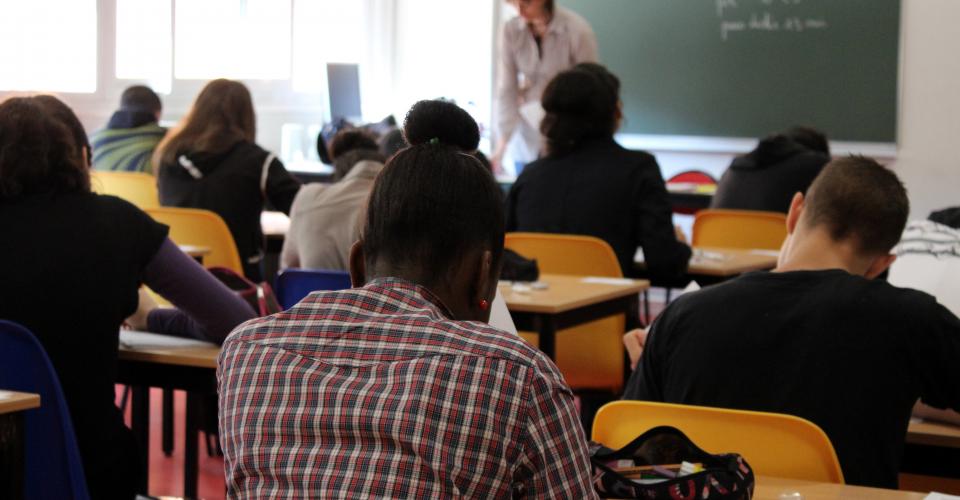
[908,419,960,449]
[755,476,924,499]
[261,211,289,240]
[0,391,40,415]
[178,245,211,260]
[635,247,779,283]
[0,391,40,500]
[687,247,779,277]
[117,332,219,499]
[501,274,648,358]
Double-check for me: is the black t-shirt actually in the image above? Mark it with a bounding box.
[505,138,691,283]
[0,192,167,498]
[624,270,960,488]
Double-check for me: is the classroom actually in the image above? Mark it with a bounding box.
[1,0,959,499]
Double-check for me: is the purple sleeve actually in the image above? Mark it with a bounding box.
[143,238,256,343]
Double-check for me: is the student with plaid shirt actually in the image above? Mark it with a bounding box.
[218,105,596,498]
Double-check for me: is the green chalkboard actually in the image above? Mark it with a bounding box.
[559,0,900,142]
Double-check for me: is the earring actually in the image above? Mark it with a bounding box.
[479,299,490,311]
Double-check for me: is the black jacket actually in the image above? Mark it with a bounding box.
[158,141,301,280]
[506,138,691,283]
[711,136,830,213]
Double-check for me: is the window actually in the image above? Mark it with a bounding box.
[174,0,291,80]
[115,0,172,92]
[393,0,494,131]
[291,0,367,93]
[0,0,97,92]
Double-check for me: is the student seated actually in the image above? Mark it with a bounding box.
[711,126,831,214]
[91,85,167,174]
[281,129,385,270]
[0,96,255,499]
[155,79,301,281]
[624,156,960,488]
[506,63,690,282]
[219,134,595,497]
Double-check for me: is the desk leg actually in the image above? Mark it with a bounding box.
[130,385,150,494]
[184,391,200,499]
[0,412,25,500]
[162,388,174,456]
[537,315,557,360]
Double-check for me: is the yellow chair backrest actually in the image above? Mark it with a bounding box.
[692,209,787,250]
[144,207,244,274]
[505,233,623,277]
[90,171,160,209]
[504,232,625,392]
[592,401,844,483]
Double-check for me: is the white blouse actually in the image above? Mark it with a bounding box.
[497,6,598,162]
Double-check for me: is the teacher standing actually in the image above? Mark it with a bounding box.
[493,0,598,173]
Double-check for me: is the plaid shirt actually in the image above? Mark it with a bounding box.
[218,278,596,498]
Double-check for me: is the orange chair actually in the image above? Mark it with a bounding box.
[90,171,160,209]
[592,401,844,483]
[504,233,627,392]
[144,207,244,274]
[692,209,787,250]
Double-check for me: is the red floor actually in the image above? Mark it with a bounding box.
[120,387,226,500]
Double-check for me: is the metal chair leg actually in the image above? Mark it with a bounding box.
[162,388,174,457]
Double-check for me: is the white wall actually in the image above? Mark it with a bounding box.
[893,0,960,219]
[632,0,960,220]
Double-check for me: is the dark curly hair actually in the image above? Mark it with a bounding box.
[0,96,90,201]
[540,63,620,157]
[329,129,385,181]
[362,142,503,285]
[402,100,480,152]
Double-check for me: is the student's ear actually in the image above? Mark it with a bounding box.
[865,254,897,280]
[471,250,495,322]
[348,240,366,288]
[785,192,805,235]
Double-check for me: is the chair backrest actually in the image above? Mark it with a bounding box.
[692,209,788,250]
[504,233,622,278]
[592,401,844,483]
[275,269,352,309]
[90,171,159,209]
[0,320,90,499]
[504,233,625,391]
[667,170,718,186]
[145,207,244,274]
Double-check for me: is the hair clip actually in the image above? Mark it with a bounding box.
[429,137,440,145]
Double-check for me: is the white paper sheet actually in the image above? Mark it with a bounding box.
[925,493,960,500]
[519,100,545,129]
[581,277,636,286]
[119,330,217,349]
[489,289,518,336]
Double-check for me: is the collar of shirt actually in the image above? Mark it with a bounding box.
[364,276,457,320]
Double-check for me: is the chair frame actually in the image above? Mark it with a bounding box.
[592,400,844,483]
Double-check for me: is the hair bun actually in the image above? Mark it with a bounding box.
[403,100,480,152]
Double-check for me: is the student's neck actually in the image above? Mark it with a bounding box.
[367,267,465,320]
[774,229,869,277]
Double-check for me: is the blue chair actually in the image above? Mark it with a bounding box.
[0,320,89,500]
[275,269,352,309]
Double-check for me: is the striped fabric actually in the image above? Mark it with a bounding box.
[218,277,596,499]
[90,123,166,174]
